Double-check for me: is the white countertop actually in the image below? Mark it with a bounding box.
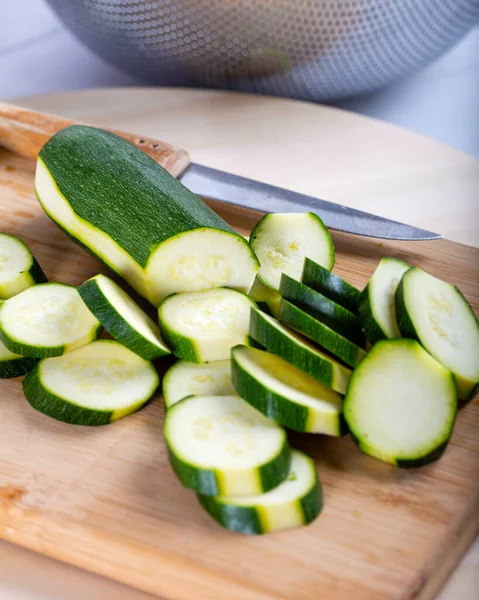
[1,2,478,599]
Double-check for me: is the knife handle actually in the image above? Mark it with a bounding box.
[0,102,190,176]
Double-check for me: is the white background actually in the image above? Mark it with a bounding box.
[1,1,478,599]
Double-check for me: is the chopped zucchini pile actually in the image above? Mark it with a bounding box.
[2,125,477,538]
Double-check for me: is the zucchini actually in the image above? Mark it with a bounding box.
[344,339,457,467]
[279,274,365,347]
[35,126,258,306]
[78,274,170,361]
[23,339,159,425]
[396,267,479,402]
[359,257,410,343]
[249,213,334,290]
[0,232,47,299]
[248,276,281,318]
[162,359,234,408]
[164,394,291,496]
[0,336,38,378]
[279,299,366,368]
[0,283,101,358]
[158,288,255,362]
[198,449,322,534]
[249,307,351,394]
[301,258,361,315]
[231,345,345,435]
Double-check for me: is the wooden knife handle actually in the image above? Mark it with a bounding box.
[0,102,190,177]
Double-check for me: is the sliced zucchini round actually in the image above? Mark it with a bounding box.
[301,258,361,315]
[279,299,366,368]
[231,345,345,435]
[249,213,334,290]
[249,307,351,394]
[396,267,479,403]
[359,256,410,344]
[158,288,255,362]
[23,339,159,425]
[0,336,38,378]
[198,449,322,534]
[79,274,170,361]
[0,232,47,299]
[162,359,234,408]
[280,274,365,347]
[0,283,101,358]
[164,394,291,496]
[344,339,457,467]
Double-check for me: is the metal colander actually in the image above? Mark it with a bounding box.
[46,0,479,101]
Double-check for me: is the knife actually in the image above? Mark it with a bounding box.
[0,103,441,240]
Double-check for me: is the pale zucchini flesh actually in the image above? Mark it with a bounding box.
[23,339,159,425]
[198,449,322,534]
[79,274,170,361]
[279,299,366,368]
[164,394,291,496]
[232,345,346,435]
[162,359,234,408]
[344,339,457,467]
[0,232,47,299]
[0,283,101,358]
[249,307,351,394]
[36,127,258,306]
[359,257,410,343]
[158,288,255,362]
[249,213,334,290]
[248,276,281,318]
[396,268,479,402]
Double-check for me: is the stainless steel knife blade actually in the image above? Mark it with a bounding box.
[179,163,442,241]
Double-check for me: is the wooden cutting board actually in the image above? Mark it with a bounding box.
[1,89,478,600]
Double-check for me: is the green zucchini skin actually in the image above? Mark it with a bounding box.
[301,258,361,315]
[23,364,112,426]
[232,348,309,432]
[78,276,170,361]
[395,268,479,403]
[0,356,38,378]
[279,274,365,348]
[198,494,263,534]
[249,307,351,394]
[231,346,347,436]
[39,126,237,267]
[197,450,322,535]
[279,299,366,368]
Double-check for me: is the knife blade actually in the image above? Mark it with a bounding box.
[0,103,442,240]
[179,164,442,241]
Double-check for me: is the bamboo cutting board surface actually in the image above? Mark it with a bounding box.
[1,89,479,600]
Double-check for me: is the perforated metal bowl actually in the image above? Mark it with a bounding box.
[47,0,479,101]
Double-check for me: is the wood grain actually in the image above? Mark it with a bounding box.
[0,102,190,177]
[0,148,478,600]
